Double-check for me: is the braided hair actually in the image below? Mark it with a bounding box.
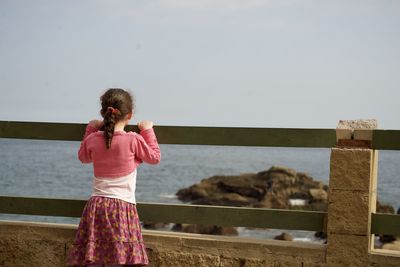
[100,88,134,149]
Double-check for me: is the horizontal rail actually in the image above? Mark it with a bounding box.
[0,120,336,148]
[0,196,326,231]
[372,130,400,150]
[1,121,400,149]
[2,197,400,234]
[0,121,86,141]
[138,203,326,231]
[371,213,400,235]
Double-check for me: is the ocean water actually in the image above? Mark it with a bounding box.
[0,138,399,240]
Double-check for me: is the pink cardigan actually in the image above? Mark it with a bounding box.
[78,125,161,178]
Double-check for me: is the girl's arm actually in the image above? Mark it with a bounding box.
[77,120,102,163]
[133,121,161,164]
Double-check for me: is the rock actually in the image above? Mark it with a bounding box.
[309,188,328,202]
[258,166,297,178]
[382,240,400,251]
[290,192,309,199]
[172,224,238,236]
[380,235,397,244]
[314,231,327,239]
[142,222,169,230]
[217,175,266,200]
[176,166,330,211]
[254,193,288,209]
[176,173,264,207]
[377,202,395,214]
[274,232,293,241]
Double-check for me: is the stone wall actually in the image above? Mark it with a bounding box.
[1,220,399,266]
[0,220,325,267]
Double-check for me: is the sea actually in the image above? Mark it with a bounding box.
[0,138,399,242]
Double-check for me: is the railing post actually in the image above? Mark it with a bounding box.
[326,119,378,266]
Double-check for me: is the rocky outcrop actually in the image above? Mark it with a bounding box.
[274,232,294,241]
[172,224,238,236]
[382,240,400,251]
[176,166,328,211]
[172,166,328,236]
[142,222,169,230]
[377,202,395,214]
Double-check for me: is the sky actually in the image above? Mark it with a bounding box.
[0,0,399,128]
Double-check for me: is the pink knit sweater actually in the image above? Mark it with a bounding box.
[78,125,161,178]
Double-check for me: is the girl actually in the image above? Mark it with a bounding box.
[67,88,161,266]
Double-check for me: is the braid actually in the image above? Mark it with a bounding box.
[100,88,134,149]
[103,109,117,149]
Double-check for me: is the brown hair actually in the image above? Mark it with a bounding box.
[100,88,134,149]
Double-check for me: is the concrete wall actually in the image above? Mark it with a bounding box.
[0,220,326,267]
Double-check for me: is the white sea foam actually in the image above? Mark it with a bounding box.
[159,194,177,199]
[289,199,306,206]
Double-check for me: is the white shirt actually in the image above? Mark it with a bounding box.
[91,170,137,204]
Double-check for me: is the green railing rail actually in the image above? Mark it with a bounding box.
[0,196,325,231]
[1,120,400,234]
[1,120,400,149]
[0,120,336,147]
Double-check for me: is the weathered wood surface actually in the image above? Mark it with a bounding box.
[372,130,400,150]
[0,195,326,231]
[0,121,336,148]
[1,120,399,149]
[371,213,400,235]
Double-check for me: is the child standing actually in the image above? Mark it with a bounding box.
[67,88,161,266]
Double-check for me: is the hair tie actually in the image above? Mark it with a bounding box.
[107,106,120,115]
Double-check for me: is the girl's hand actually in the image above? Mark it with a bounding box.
[138,120,154,131]
[89,120,104,129]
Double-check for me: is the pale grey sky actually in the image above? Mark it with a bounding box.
[0,0,399,128]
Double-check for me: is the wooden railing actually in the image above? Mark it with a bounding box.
[0,196,325,231]
[0,120,400,235]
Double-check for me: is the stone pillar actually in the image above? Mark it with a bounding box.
[326,119,378,266]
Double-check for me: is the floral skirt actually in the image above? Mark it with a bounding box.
[66,196,148,266]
